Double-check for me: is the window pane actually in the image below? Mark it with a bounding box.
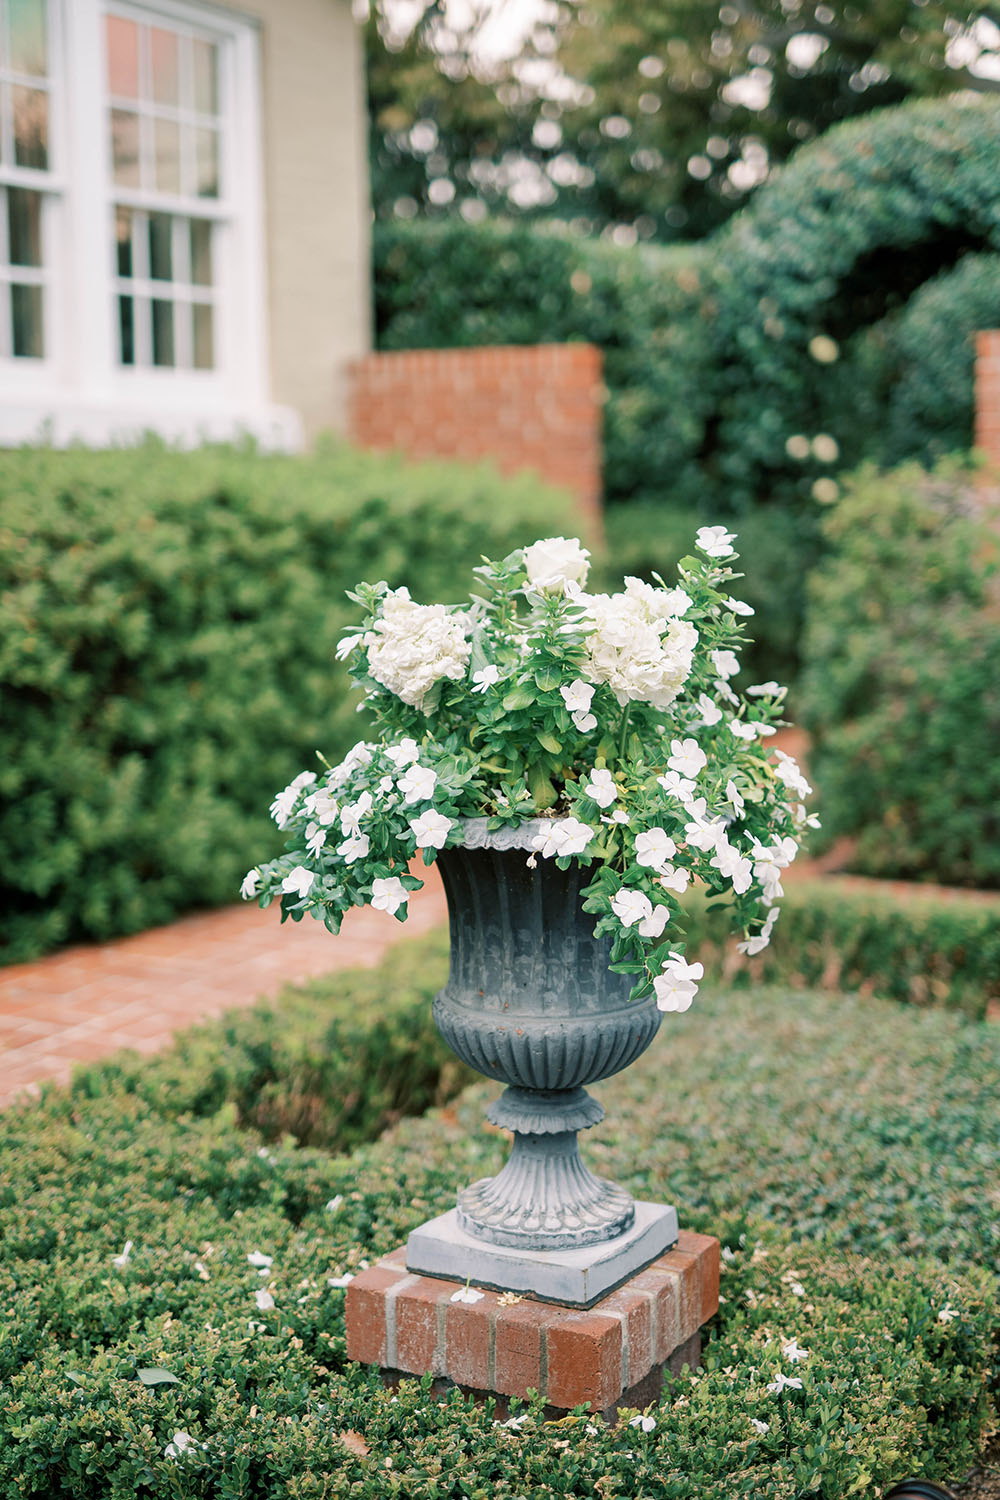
[148,212,172,280]
[150,27,179,106]
[115,207,133,277]
[154,117,181,193]
[152,298,174,365]
[8,187,42,267]
[105,15,139,99]
[192,301,213,368]
[194,127,218,197]
[9,0,48,77]
[12,282,43,357]
[189,218,212,285]
[118,294,135,364]
[13,85,47,169]
[111,109,140,187]
[192,40,218,114]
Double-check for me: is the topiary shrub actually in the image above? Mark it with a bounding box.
[797,459,1000,888]
[0,442,573,962]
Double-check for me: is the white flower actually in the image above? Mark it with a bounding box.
[604,809,630,826]
[659,864,690,894]
[450,1285,486,1304]
[472,664,501,692]
[711,649,740,680]
[365,588,472,710]
[531,818,594,859]
[583,768,618,808]
[730,719,759,741]
[326,1273,354,1288]
[410,809,453,849]
[255,1289,275,1311]
[737,906,780,955]
[667,738,707,778]
[305,787,340,826]
[938,1304,960,1323]
[715,676,739,706]
[657,770,696,804]
[766,1372,803,1394]
[399,764,438,804]
[240,869,260,899]
[710,839,754,895]
[695,525,737,558]
[522,536,591,593]
[337,834,370,864]
[572,711,598,733]
[683,800,727,852]
[269,786,299,829]
[560,678,595,715]
[629,1414,657,1432]
[112,1240,133,1269]
[281,866,315,897]
[385,737,420,768]
[164,1430,204,1459]
[612,889,653,928]
[653,952,703,1012]
[325,1196,343,1213]
[726,779,745,814]
[634,828,677,872]
[726,596,755,616]
[782,1339,809,1363]
[340,791,373,836]
[371,876,408,915]
[749,1418,770,1435]
[747,681,785,698]
[247,1251,273,1270]
[773,749,812,800]
[498,1413,527,1430]
[638,902,671,938]
[305,822,327,857]
[582,586,698,711]
[695,692,723,726]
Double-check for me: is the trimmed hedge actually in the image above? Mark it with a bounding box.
[0,442,572,963]
[683,880,1000,1021]
[1,935,997,1495]
[798,460,1000,888]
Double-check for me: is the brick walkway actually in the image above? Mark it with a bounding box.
[0,871,446,1110]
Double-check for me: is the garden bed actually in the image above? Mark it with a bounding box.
[1,932,997,1497]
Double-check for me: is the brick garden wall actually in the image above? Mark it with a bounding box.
[976,331,1000,472]
[347,344,604,532]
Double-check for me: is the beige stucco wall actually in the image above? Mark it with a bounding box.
[225,0,371,441]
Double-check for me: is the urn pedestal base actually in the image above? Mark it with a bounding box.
[345,1229,720,1418]
[406,1199,678,1308]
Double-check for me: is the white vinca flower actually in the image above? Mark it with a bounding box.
[560,679,594,714]
[726,596,754,616]
[471,664,501,692]
[270,772,314,829]
[710,838,753,895]
[773,749,812,800]
[240,869,260,899]
[583,768,617,808]
[365,587,472,711]
[695,692,723,726]
[340,791,373,836]
[385,737,420,768]
[730,719,759,741]
[410,809,452,849]
[522,536,591,593]
[653,953,704,1012]
[667,738,707,779]
[659,864,690,894]
[611,889,652,928]
[582,580,698,711]
[711,649,739,680]
[399,764,437,804]
[695,525,737,558]
[371,877,407,915]
[337,833,370,865]
[532,818,594,859]
[657,769,697,804]
[305,788,340,826]
[255,1288,275,1311]
[634,828,677,872]
[281,866,315,897]
[305,823,327,857]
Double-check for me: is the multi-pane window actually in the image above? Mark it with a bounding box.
[0,0,52,359]
[106,9,220,370]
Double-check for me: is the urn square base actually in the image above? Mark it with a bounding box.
[345,1229,719,1417]
[406,1200,679,1308]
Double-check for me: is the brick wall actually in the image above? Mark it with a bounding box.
[976,331,1000,473]
[347,344,604,531]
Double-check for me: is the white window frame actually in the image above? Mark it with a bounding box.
[0,0,300,449]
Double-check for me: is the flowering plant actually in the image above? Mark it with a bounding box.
[243,530,816,1013]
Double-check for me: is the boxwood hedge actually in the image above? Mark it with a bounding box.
[0,442,572,963]
[1,931,996,1497]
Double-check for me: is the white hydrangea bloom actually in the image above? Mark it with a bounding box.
[522,536,591,593]
[581,579,697,710]
[365,588,472,710]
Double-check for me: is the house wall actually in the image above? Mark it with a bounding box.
[230,0,371,440]
[976,331,1000,473]
[348,344,605,533]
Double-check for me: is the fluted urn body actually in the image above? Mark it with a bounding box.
[431,822,663,1252]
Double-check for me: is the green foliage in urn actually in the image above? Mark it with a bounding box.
[798,460,1000,888]
[0,443,574,963]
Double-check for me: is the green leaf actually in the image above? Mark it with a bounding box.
[536,732,562,755]
[65,1372,86,1386]
[527,763,557,810]
[534,668,562,692]
[136,1368,180,1387]
[502,686,535,712]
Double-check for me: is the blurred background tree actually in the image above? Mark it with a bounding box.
[366,0,1000,240]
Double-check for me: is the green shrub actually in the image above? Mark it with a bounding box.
[2,937,998,1496]
[797,460,1000,887]
[682,880,1000,1020]
[0,443,573,963]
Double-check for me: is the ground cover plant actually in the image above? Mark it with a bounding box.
[2,932,997,1497]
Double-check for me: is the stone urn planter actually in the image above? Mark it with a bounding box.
[406,821,678,1306]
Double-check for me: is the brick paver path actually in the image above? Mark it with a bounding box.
[0,870,446,1110]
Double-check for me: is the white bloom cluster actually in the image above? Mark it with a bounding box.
[522,536,591,593]
[363,587,472,711]
[581,578,698,711]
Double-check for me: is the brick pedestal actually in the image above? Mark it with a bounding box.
[345,1229,719,1419]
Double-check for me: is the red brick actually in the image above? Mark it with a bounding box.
[601,1283,653,1388]
[545,1309,623,1411]
[677,1230,721,1325]
[345,1265,409,1366]
[494,1301,548,1398]
[446,1292,496,1389]
[394,1278,448,1375]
